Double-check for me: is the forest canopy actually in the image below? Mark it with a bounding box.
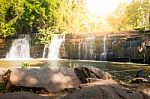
[0,0,149,43]
[107,0,150,31]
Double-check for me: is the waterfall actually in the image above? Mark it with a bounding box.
[100,35,107,61]
[79,35,95,60]
[78,40,82,59]
[103,35,107,53]
[83,39,88,59]
[6,35,30,59]
[43,34,64,60]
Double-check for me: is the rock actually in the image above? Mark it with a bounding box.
[122,82,150,98]
[130,77,149,84]
[9,66,81,93]
[80,79,118,88]
[103,72,112,79]
[139,83,150,96]
[62,79,144,99]
[0,92,49,99]
[0,69,9,83]
[139,83,150,98]
[136,69,144,78]
[74,66,112,83]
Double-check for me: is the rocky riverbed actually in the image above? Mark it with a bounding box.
[0,66,150,99]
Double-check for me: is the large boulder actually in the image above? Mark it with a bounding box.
[0,92,49,99]
[62,79,144,99]
[8,66,81,93]
[74,66,112,83]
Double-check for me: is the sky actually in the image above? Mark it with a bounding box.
[86,0,131,16]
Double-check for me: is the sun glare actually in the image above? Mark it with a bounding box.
[85,0,131,32]
[86,0,131,16]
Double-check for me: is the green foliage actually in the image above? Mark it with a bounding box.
[107,3,128,31]
[0,0,16,37]
[36,28,54,45]
[107,0,150,31]
[15,0,53,34]
[0,0,87,42]
[21,62,30,69]
[34,0,88,44]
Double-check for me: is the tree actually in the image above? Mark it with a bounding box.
[0,0,20,37]
[107,0,150,31]
[107,3,128,31]
[0,0,88,42]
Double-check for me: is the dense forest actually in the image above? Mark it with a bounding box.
[0,0,150,44]
[107,0,150,31]
[0,0,86,44]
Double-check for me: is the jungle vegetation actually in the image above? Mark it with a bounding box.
[0,0,149,44]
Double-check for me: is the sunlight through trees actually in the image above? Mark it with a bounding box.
[0,0,150,40]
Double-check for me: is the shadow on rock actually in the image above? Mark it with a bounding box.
[62,80,145,99]
[0,92,49,99]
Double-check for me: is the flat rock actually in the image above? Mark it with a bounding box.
[62,79,144,99]
[122,82,150,98]
[80,79,118,88]
[9,66,81,93]
[0,92,49,99]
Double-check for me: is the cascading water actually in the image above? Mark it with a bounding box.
[78,35,95,60]
[43,34,64,60]
[78,40,82,59]
[100,35,107,60]
[6,35,30,59]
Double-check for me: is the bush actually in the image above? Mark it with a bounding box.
[21,62,30,69]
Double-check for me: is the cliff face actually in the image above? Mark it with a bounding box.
[0,31,150,63]
[60,31,150,63]
[0,39,6,58]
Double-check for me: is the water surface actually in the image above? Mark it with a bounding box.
[0,59,150,80]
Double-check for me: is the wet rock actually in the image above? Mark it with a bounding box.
[62,79,144,99]
[0,92,49,99]
[9,66,81,93]
[74,66,112,83]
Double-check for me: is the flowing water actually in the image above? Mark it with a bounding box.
[6,35,30,59]
[43,34,64,60]
[78,35,95,60]
[100,35,107,61]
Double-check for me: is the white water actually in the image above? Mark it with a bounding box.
[78,35,95,60]
[78,40,82,59]
[103,35,107,53]
[43,35,64,60]
[6,35,30,59]
[100,35,107,60]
